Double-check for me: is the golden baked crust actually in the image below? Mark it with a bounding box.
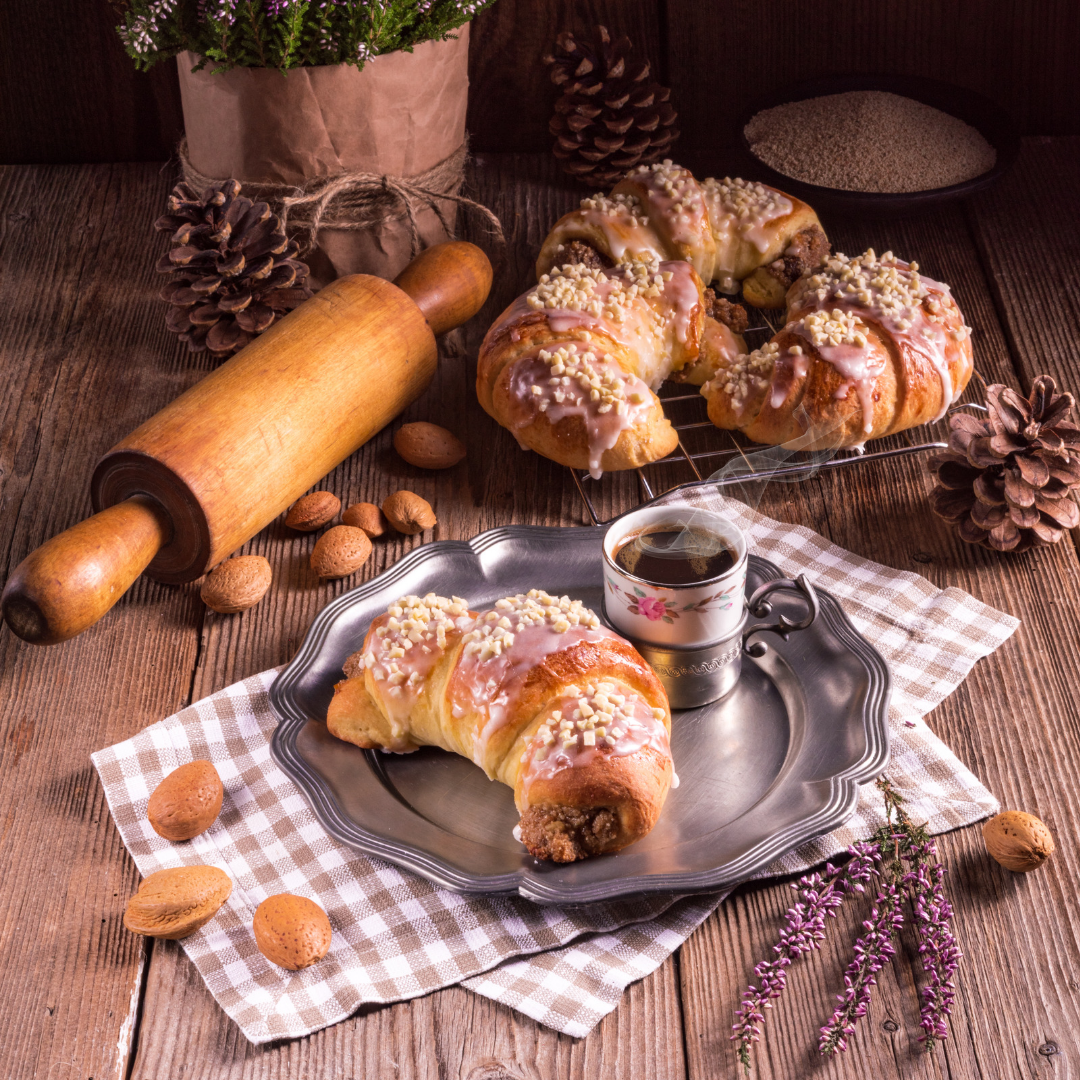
[703,251,975,449]
[326,592,673,863]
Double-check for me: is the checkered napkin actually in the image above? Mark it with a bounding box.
[92,494,1018,1043]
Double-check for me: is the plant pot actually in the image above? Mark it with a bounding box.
[176,28,470,285]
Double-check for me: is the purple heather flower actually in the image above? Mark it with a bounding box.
[819,864,907,1055]
[910,841,961,1047]
[732,844,879,1069]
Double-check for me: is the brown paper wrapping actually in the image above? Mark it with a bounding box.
[176,28,470,283]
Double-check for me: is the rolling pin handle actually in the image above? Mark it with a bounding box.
[1,496,171,646]
[393,241,493,337]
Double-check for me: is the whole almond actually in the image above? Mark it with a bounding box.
[200,555,272,614]
[253,894,332,970]
[147,760,224,841]
[342,502,390,537]
[124,866,232,940]
[383,491,437,535]
[311,525,372,579]
[982,810,1055,872]
[394,422,466,470]
[285,491,340,532]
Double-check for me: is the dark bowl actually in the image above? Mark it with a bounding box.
[736,74,1020,216]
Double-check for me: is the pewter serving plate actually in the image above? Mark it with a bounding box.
[270,526,890,904]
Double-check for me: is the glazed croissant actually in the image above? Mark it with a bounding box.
[535,161,829,308]
[701,249,975,449]
[326,591,674,863]
[477,258,746,476]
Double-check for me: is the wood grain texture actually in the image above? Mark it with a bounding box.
[4,150,1080,1079]
[664,0,1080,179]
[5,2,1079,165]
[0,0,183,164]
[0,163,202,1080]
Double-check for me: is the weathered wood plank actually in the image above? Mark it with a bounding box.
[676,172,1080,1079]
[129,152,685,1080]
[966,138,1080,396]
[665,0,1080,178]
[0,163,204,1080]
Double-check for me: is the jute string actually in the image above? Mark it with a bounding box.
[178,138,504,259]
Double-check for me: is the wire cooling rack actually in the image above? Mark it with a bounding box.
[568,305,987,525]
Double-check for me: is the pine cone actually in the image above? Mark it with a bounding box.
[544,26,679,187]
[929,375,1080,551]
[155,180,312,358]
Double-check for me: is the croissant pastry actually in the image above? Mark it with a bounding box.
[535,161,829,308]
[700,249,975,449]
[326,591,674,863]
[477,258,746,476]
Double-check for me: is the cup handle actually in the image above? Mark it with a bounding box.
[741,574,820,658]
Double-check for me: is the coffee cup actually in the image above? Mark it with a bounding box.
[601,506,819,708]
[601,505,748,647]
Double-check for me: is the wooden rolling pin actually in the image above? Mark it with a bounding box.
[2,241,492,645]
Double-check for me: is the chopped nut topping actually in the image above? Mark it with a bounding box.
[462,590,602,660]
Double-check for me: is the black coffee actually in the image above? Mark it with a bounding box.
[614,525,735,586]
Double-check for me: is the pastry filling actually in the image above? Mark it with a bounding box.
[518,804,620,863]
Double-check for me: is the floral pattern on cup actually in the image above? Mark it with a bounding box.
[608,580,738,625]
[602,506,749,647]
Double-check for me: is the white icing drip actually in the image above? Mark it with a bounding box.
[670,771,680,789]
[702,176,793,286]
[449,591,614,774]
[520,681,670,797]
[625,160,710,249]
[571,191,666,265]
[789,249,971,424]
[361,594,474,746]
[515,260,696,387]
[506,345,654,478]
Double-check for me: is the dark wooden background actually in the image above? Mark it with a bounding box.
[3,0,1079,166]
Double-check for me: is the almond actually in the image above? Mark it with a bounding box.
[983,810,1055,872]
[200,555,272,614]
[124,866,232,940]
[285,491,340,532]
[393,422,466,470]
[382,491,437,535]
[342,502,390,537]
[311,525,372,579]
[253,894,332,970]
[147,760,224,841]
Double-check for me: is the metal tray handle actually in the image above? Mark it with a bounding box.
[742,574,820,657]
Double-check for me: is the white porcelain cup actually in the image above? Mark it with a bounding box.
[602,505,749,647]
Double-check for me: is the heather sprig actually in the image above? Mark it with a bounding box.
[731,843,879,1071]
[909,841,962,1051]
[115,0,497,72]
[732,776,961,1072]
[818,855,907,1054]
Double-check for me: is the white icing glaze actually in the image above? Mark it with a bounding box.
[567,191,666,265]
[623,159,712,256]
[488,260,703,475]
[361,593,475,745]
[448,591,616,774]
[520,679,670,798]
[702,176,793,290]
[505,344,654,478]
[788,249,971,426]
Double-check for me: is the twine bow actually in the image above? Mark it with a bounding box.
[178,139,504,259]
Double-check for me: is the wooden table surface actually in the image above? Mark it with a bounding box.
[2,142,1078,1080]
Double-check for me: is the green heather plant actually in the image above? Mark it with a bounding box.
[115,0,496,73]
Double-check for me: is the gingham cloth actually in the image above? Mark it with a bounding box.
[92,494,1018,1043]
